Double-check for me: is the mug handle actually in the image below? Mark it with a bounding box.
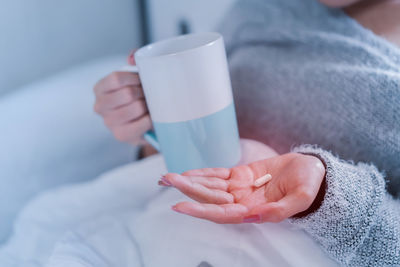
[119,65,161,151]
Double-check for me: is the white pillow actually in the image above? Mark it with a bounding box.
[0,55,138,243]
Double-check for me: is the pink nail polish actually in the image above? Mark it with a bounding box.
[161,176,172,186]
[128,50,135,65]
[242,215,261,223]
[158,180,171,187]
[171,205,184,214]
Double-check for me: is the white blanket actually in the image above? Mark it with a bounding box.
[0,155,338,267]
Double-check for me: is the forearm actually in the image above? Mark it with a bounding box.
[290,145,400,266]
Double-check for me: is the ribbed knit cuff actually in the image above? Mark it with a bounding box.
[288,145,386,265]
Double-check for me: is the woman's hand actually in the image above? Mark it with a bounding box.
[163,147,325,224]
[93,50,152,145]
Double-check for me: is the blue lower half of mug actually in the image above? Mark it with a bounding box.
[153,102,241,173]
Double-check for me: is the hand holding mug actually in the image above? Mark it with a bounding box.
[94,33,241,173]
[93,51,152,145]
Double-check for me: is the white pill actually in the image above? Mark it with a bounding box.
[254,174,272,187]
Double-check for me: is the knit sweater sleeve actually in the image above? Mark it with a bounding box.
[289,145,400,266]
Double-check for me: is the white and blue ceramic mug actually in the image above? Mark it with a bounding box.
[122,32,241,173]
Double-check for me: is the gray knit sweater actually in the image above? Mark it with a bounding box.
[219,0,400,266]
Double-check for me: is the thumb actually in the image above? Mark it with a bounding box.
[127,49,138,65]
[247,193,311,223]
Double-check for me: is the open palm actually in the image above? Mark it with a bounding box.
[162,147,325,224]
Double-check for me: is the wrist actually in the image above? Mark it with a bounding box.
[292,153,327,218]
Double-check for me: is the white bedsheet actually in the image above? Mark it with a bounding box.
[0,155,339,267]
[0,55,137,243]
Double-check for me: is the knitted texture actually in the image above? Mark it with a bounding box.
[291,146,399,266]
[219,0,400,196]
[218,0,400,265]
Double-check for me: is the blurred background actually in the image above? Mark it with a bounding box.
[0,0,235,243]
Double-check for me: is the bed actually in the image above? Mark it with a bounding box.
[0,153,338,267]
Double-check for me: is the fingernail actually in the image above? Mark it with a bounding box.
[128,50,135,65]
[161,176,172,186]
[158,180,171,187]
[171,205,184,214]
[242,214,261,223]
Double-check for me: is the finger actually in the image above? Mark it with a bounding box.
[127,49,138,65]
[188,176,229,191]
[181,168,231,179]
[161,174,229,190]
[103,100,148,128]
[248,192,313,223]
[94,86,145,115]
[112,115,152,144]
[94,72,141,96]
[166,174,233,204]
[172,202,249,224]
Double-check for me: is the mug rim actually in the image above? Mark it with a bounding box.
[135,32,222,60]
